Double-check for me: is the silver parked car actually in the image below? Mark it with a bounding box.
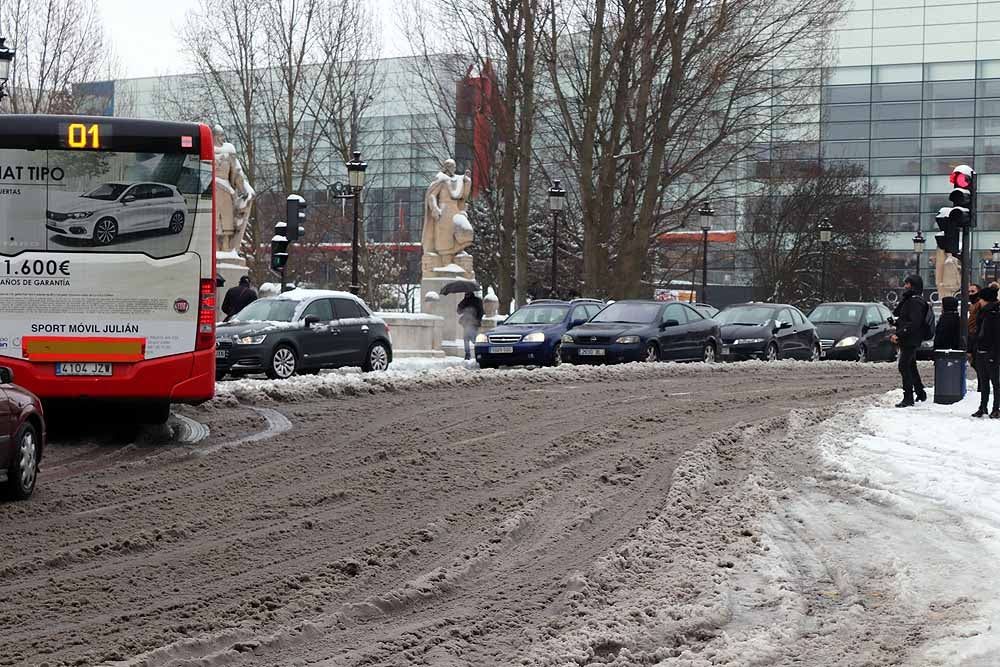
[46,182,188,245]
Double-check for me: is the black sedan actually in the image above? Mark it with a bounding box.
[717,303,820,361]
[561,300,722,364]
[215,289,392,379]
[808,302,896,362]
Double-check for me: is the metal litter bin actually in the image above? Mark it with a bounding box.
[934,349,967,405]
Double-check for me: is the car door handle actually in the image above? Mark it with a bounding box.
[361,325,370,332]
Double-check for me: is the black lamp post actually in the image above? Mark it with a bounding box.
[346,151,367,295]
[818,217,833,302]
[0,38,14,103]
[993,242,1000,282]
[697,200,715,304]
[548,179,565,298]
[912,230,925,283]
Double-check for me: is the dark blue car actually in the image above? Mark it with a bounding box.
[475,299,605,368]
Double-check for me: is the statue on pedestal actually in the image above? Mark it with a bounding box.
[213,125,256,254]
[422,159,473,271]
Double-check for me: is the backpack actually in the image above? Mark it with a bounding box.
[921,299,935,341]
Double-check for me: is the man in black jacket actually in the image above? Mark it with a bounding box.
[934,296,962,351]
[221,275,258,322]
[891,274,928,408]
[974,285,1000,418]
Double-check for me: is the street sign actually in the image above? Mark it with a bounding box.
[328,181,355,200]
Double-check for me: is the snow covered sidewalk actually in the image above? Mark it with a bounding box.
[818,387,1000,665]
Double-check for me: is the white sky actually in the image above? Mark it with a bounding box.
[97,0,411,80]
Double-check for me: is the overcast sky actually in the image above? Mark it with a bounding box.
[97,0,411,79]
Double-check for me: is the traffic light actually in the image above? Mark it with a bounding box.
[271,221,289,271]
[286,194,307,242]
[947,164,976,229]
[935,207,960,256]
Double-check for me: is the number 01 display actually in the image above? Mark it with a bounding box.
[59,122,109,150]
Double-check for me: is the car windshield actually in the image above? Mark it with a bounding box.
[716,306,775,326]
[591,302,661,324]
[808,305,864,324]
[231,298,298,323]
[82,183,130,201]
[505,305,569,325]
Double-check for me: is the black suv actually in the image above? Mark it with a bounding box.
[215,289,392,379]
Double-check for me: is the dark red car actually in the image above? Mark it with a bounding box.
[0,366,45,500]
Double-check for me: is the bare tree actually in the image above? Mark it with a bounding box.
[742,162,888,306]
[541,0,844,298]
[1,0,117,113]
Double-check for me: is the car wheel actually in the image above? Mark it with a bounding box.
[551,342,563,367]
[135,402,171,425]
[363,342,390,372]
[858,344,868,363]
[168,211,185,234]
[93,217,118,245]
[644,342,660,363]
[702,342,717,363]
[6,422,39,500]
[810,343,821,362]
[766,342,780,362]
[266,345,297,379]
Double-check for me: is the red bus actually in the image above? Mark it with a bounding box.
[0,116,216,422]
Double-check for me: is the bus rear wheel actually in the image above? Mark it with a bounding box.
[93,217,119,245]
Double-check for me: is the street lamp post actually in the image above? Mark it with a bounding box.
[993,242,1000,282]
[547,179,566,298]
[912,230,926,284]
[697,200,715,304]
[818,217,833,302]
[0,38,15,103]
[345,151,367,295]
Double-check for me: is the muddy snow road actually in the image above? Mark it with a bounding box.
[1,362,904,667]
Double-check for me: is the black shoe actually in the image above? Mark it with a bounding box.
[896,400,915,408]
[973,408,988,418]
[991,409,1000,419]
[915,390,927,403]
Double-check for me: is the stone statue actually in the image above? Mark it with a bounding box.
[213,124,256,254]
[422,158,473,268]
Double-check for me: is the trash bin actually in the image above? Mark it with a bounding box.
[934,349,967,405]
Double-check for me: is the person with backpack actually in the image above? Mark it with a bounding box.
[974,284,1000,418]
[890,274,928,408]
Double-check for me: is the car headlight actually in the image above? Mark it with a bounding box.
[236,334,267,345]
[561,334,574,343]
[734,338,765,345]
[475,333,488,343]
[523,332,546,343]
[835,336,859,348]
[68,211,94,219]
[615,335,641,344]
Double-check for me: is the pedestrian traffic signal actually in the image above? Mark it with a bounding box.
[948,164,976,229]
[271,221,289,271]
[936,207,960,256]
[286,194,307,242]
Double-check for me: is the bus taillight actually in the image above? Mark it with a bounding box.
[197,278,215,350]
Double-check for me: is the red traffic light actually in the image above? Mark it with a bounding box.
[950,166,974,189]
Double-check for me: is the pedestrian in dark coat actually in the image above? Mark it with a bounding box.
[222,276,258,322]
[974,285,1000,418]
[891,274,928,408]
[969,284,983,391]
[933,296,962,351]
[457,291,485,360]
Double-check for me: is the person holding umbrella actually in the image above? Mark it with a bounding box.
[457,289,485,360]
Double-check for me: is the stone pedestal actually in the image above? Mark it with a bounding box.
[215,251,250,320]
[421,252,476,358]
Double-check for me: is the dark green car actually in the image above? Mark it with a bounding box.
[215,289,392,380]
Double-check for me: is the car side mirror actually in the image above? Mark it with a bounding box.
[775,320,792,330]
[660,319,680,328]
[0,366,13,384]
[864,321,880,330]
[122,194,137,203]
[303,315,320,328]
[571,318,588,328]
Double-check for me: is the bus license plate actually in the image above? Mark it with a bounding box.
[216,349,229,359]
[489,346,514,354]
[56,362,112,376]
[579,348,605,356]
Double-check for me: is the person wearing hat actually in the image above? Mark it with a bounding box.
[890,274,928,408]
[974,284,1000,418]
[933,296,962,352]
[221,275,258,322]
